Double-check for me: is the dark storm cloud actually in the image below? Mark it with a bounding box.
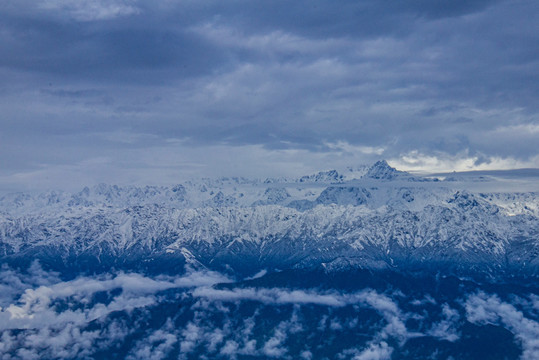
[0,0,537,189]
[0,11,224,83]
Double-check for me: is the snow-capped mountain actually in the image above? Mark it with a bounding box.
[0,162,538,276]
[364,160,405,180]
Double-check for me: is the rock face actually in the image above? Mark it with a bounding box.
[0,161,538,275]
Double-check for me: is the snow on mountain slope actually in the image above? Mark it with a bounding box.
[0,162,538,275]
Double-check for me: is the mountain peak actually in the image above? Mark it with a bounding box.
[364,160,403,180]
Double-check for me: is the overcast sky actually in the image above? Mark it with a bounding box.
[0,0,538,191]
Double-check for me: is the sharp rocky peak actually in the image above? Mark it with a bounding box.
[364,160,405,180]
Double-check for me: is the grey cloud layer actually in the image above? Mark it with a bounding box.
[0,0,538,189]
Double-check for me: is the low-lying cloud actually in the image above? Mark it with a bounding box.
[465,292,539,360]
[1,264,538,359]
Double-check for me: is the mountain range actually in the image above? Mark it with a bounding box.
[1,160,537,277]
